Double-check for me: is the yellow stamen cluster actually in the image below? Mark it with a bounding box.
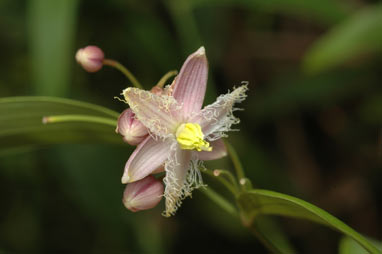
[176,123,212,152]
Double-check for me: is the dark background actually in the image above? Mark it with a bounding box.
[0,0,381,253]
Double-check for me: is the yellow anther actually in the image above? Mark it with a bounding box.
[176,123,212,152]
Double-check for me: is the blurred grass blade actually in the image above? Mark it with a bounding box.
[237,189,380,253]
[28,0,78,96]
[0,96,122,152]
[339,236,382,254]
[303,5,382,74]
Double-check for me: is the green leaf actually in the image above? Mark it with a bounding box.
[201,187,296,253]
[0,96,123,152]
[237,189,380,254]
[339,236,382,254]
[303,5,382,73]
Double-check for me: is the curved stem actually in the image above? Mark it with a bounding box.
[224,140,246,181]
[43,114,117,127]
[103,59,143,89]
[202,168,239,196]
[200,188,237,216]
[247,224,285,254]
[214,169,240,191]
[156,70,178,88]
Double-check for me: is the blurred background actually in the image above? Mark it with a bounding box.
[0,0,381,253]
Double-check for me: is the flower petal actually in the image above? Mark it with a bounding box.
[190,84,248,140]
[123,87,181,138]
[122,136,172,184]
[172,47,208,118]
[196,139,227,161]
[162,148,192,217]
[163,147,205,217]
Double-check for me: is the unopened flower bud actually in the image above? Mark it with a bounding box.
[116,108,148,145]
[150,85,163,95]
[75,45,104,72]
[123,175,164,212]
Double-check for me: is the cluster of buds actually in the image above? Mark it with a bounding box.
[76,45,166,213]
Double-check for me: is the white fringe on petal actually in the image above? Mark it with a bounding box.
[201,83,248,141]
[162,147,205,217]
[123,87,182,140]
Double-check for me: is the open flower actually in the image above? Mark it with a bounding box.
[120,47,248,216]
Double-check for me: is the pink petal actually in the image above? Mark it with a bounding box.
[172,47,208,119]
[163,149,192,217]
[196,139,227,161]
[190,85,248,137]
[122,136,172,184]
[123,87,181,138]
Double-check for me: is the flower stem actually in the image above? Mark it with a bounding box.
[213,169,240,191]
[156,70,178,88]
[103,59,143,89]
[199,188,237,216]
[224,140,246,181]
[42,114,117,127]
[247,223,285,254]
[201,168,239,196]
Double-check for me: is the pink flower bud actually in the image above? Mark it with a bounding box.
[150,85,163,95]
[116,108,148,145]
[75,45,104,72]
[123,175,164,212]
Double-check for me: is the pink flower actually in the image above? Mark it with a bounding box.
[123,175,164,212]
[120,47,248,216]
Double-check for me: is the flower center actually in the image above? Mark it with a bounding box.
[176,123,212,152]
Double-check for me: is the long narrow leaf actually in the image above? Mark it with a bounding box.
[237,189,380,253]
[0,96,123,152]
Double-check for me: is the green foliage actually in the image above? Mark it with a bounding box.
[303,5,382,73]
[0,97,122,153]
[28,0,78,96]
[237,189,380,253]
[190,0,351,24]
[1,0,380,252]
[339,236,382,254]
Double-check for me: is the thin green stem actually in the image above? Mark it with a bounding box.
[247,224,285,254]
[156,70,178,88]
[103,59,143,89]
[201,168,239,196]
[199,188,237,216]
[214,169,240,191]
[224,140,245,181]
[42,114,117,127]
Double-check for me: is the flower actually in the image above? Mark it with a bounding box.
[120,47,247,216]
[75,45,104,72]
[123,175,164,212]
[116,108,148,145]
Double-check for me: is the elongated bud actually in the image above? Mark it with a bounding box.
[123,175,164,212]
[75,45,104,72]
[116,108,148,145]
